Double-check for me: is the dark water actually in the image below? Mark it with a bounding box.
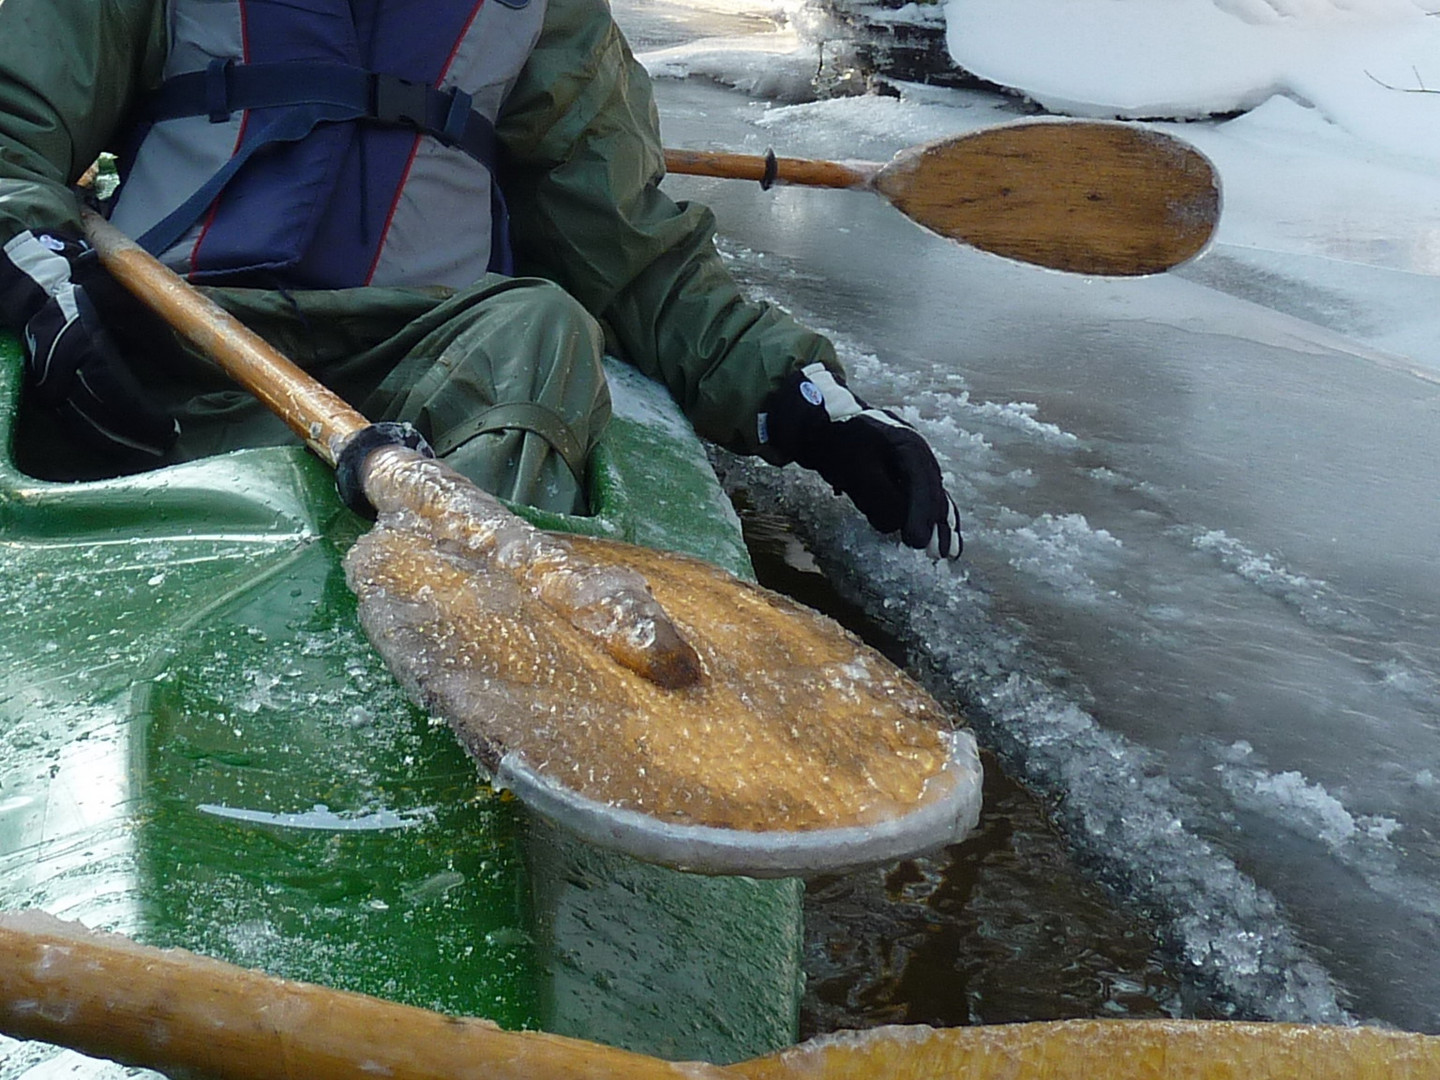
[732,500,1191,1034]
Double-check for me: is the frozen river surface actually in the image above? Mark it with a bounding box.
[625,0,1440,1035]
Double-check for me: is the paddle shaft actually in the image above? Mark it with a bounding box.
[5,912,1440,1080]
[80,210,365,466]
[663,148,879,189]
[80,211,706,691]
[0,912,695,1080]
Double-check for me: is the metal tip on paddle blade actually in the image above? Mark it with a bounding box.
[496,728,982,877]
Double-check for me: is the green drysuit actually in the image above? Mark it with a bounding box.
[0,0,837,508]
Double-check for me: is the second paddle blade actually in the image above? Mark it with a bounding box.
[876,119,1221,276]
[344,518,982,877]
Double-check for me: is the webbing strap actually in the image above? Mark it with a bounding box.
[147,61,498,164]
[136,100,356,258]
[136,59,505,265]
[432,402,588,483]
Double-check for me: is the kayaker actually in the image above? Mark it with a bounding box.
[0,0,962,558]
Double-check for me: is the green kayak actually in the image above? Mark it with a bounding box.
[0,335,804,1077]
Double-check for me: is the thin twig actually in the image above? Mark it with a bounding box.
[1365,69,1440,94]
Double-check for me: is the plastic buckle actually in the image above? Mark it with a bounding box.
[371,73,431,130]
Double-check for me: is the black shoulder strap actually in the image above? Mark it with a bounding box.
[135,59,503,263]
[146,60,498,162]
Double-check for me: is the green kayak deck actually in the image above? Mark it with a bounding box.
[0,336,804,1077]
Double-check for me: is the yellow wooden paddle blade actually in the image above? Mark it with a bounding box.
[874,120,1221,276]
[358,446,704,689]
[730,1019,1440,1080]
[343,512,982,876]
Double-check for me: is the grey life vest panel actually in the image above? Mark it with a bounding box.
[109,0,547,289]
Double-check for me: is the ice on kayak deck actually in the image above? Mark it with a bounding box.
[197,803,428,831]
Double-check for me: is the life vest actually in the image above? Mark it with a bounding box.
[109,0,548,289]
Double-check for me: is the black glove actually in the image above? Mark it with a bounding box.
[1,229,179,458]
[760,362,962,559]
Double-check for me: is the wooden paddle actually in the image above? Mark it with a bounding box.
[664,119,1221,276]
[80,211,984,878]
[4,911,1437,1080]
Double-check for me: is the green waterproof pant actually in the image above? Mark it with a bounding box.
[19,275,612,515]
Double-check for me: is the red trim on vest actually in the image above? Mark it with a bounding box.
[442,0,488,80]
[363,0,487,284]
[365,133,425,285]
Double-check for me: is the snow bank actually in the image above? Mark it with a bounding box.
[945,0,1440,162]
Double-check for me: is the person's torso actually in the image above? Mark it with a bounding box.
[110,0,547,289]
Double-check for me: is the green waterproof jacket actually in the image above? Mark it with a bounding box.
[0,0,837,457]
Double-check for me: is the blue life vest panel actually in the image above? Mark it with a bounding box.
[110,0,547,289]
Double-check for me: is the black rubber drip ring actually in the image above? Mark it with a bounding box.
[761,148,778,191]
[334,421,435,518]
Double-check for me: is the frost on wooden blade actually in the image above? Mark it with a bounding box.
[357,447,700,689]
[343,477,965,833]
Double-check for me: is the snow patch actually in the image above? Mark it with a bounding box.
[945,0,1440,165]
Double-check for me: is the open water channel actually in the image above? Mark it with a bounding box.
[621,0,1440,1038]
[613,0,1203,1032]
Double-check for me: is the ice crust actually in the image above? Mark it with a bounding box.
[722,447,1350,1020]
[342,466,985,873]
[628,0,1440,1031]
[359,447,702,689]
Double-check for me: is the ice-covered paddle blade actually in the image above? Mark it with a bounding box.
[77,212,978,876]
[875,120,1221,276]
[343,502,982,876]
